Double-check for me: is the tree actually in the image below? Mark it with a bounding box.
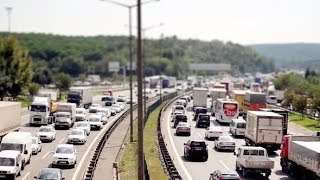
[283,90,294,108]
[292,95,307,119]
[54,73,71,99]
[28,83,40,96]
[0,36,33,100]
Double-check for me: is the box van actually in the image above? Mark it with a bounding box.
[0,150,22,178]
[230,118,246,136]
[0,132,32,170]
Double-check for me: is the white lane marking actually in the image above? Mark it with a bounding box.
[41,151,51,160]
[197,132,202,138]
[167,109,192,180]
[219,160,231,171]
[72,112,123,180]
[59,137,65,143]
[21,171,30,180]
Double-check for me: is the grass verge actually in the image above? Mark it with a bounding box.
[289,113,320,131]
[19,97,32,107]
[119,101,168,180]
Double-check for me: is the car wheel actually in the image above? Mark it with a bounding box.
[27,157,31,164]
[235,163,239,171]
[242,167,247,177]
[21,161,25,170]
[188,132,191,136]
[17,170,21,177]
[234,131,237,136]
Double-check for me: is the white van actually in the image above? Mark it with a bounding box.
[0,150,22,178]
[0,132,32,170]
[230,118,247,136]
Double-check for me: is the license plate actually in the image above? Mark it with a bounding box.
[59,161,67,164]
[0,175,5,178]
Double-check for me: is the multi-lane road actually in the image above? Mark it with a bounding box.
[17,90,132,180]
[161,97,303,180]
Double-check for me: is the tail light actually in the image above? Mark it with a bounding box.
[219,176,223,180]
[219,131,223,134]
[209,131,214,133]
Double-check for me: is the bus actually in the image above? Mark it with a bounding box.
[214,98,239,123]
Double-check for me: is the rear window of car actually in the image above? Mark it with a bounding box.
[176,115,187,121]
[102,96,113,101]
[191,141,206,147]
[175,106,184,110]
[196,108,207,114]
[236,123,246,128]
[199,115,210,120]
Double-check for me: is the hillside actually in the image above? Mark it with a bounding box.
[249,43,320,68]
[0,33,274,84]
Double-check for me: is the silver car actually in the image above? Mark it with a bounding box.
[175,122,191,136]
[214,135,236,152]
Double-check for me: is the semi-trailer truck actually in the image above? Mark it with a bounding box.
[0,102,21,138]
[260,108,288,135]
[243,91,267,118]
[245,111,284,151]
[29,96,57,126]
[280,135,320,179]
[193,87,208,109]
[67,86,93,108]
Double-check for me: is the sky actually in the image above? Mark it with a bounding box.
[0,0,319,45]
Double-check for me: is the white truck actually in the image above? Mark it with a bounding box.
[0,132,32,171]
[29,96,57,126]
[245,111,284,151]
[0,102,21,138]
[235,146,274,178]
[67,86,93,108]
[193,87,208,109]
[55,103,76,129]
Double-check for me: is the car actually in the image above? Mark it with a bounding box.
[111,104,121,113]
[0,150,22,178]
[214,135,236,151]
[183,140,208,161]
[34,168,65,180]
[52,144,77,168]
[36,125,56,142]
[175,122,191,136]
[101,95,114,106]
[89,103,102,113]
[195,113,211,128]
[116,95,127,103]
[73,121,91,135]
[126,98,137,104]
[185,96,191,102]
[31,136,42,155]
[75,108,86,121]
[115,102,125,111]
[205,126,223,140]
[209,170,240,180]
[97,112,108,124]
[172,105,185,115]
[97,107,111,118]
[107,107,116,116]
[193,107,207,121]
[180,97,188,106]
[88,114,103,130]
[68,129,86,145]
[171,111,184,122]
[173,114,188,128]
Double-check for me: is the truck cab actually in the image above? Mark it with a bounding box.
[0,150,22,179]
[29,97,52,125]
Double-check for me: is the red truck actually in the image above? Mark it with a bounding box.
[280,135,320,179]
[243,92,267,119]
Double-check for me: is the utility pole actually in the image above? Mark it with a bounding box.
[137,0,144,179]
[5,7,12,33]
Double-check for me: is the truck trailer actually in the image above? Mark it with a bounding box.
[280,135,320,179]
[243,91,267,118]
[245,111,284,151]
[210,88,227,107]
[193,87,208,109]
[67,86,93,108]
[260,108,288,135]
[0,102,21,138]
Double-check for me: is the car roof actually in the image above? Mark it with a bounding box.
[240,146,266,150]
[215,169,238,175]
[0,150,21,157]
[71,128,85,132]
[40,168,61,173]
[56,144,74,148]
[89,114,102,118]
[40,125,53,128]
[208,126,222,130]
[76,108,86,111]
[177,122,189,125]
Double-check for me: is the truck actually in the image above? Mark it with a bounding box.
[230,90,246,116]
[235,146,274,178]
[275,90,285,103]
[210,88,227,107]
[193,87,208,109]
[55,102,76,129]
[213,98,239,124]
[243,91,267,118]
[0,102,21,138]
[260,108,288,135]
[29,96,57,126]
[280,135,320,179]
[67,86,93,108]
[245,111,284,151]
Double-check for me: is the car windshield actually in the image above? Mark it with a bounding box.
[39,127,52,132]
[56,147,73,154]
[76,110,84,114]
[70,130,83,135]
[38,170,60,179]
[0,158,15,166]
[76,123,88,127]
[237,123,246,128]
[190,141,206,147]
[31,105,46,112]
[89,118,100,122]
[91,104,100,107]
[220,136,233,141]
[0,143,23,153]
[56,113,70,118]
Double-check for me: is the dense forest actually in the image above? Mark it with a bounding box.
[250,43,320,69]
[0,32,274,85]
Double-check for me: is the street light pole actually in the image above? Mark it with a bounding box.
[5,7,12,33]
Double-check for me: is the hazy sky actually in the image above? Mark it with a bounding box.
[0,0,319,44]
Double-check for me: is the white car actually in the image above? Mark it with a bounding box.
[89,104,102,113]
[52,144,77,168]
[115,103,124,111]
[97,107,111,118]
[73,121,91,135]
[107,107,116,116]
[75,108,86,121]
[116,95,127,103]
[36,126,56,142]
[88,114,103,130]
[172,105,185,115]
[97,112,108,124]
[214,135,236,151]
[31,136,42,155]
[68,129,86,145]
[111,104,121,113]
[205,126,223,140]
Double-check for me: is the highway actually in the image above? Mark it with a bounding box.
[16,90,133,180]
[161,97,299,180]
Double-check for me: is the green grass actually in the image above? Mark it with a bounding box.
[19,97,32,107]
[94,90,102,96]
[119,101,168,180]
[289,114,320,131]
